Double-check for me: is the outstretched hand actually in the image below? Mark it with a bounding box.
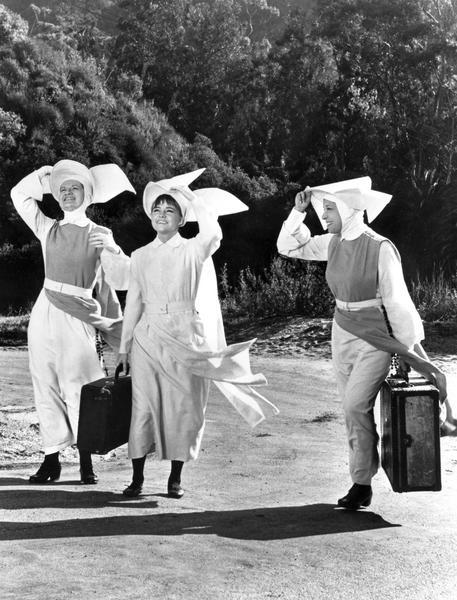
[405,343,448,403]
[88,228,119,253]
[294,186,312,213]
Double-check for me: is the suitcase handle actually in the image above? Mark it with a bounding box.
[115,363,130,381]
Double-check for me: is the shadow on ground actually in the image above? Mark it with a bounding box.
[0,501,400,541]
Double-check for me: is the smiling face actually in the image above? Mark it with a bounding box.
[322,198,342,234]
[58,179,85,212]
[151,196,183,241]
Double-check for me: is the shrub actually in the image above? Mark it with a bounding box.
[410,270,457,322]
[219,256,334,319]
[0,241,43,313]
[174,134,278,203]
[220,260,457,323]
[0,5,28,45]
[0,313,29,345]
[0,106,26,151]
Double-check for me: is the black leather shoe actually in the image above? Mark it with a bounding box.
[168,481,184,499]
[29,463,61,483]
[337,484,372,510]
[80,469,99,485]
[123,481,143,497]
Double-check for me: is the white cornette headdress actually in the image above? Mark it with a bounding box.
[49,159,135,205]
[309,176,392,229]
[142,168,248,224]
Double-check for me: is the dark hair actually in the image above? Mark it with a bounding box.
[151,194,183,218]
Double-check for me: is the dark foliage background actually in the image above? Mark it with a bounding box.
[1,0,457,312]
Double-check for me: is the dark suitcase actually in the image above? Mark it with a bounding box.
[77,365,132,454]
[380,374,441,492]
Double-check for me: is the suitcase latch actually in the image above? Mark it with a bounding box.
[402,434,413,448]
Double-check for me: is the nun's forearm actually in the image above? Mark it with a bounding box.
[10,171,54,240]
[399,348,446,400]
[100,247,130,290]
[119,283,142,355]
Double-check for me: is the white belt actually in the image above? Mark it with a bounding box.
[335,298,383,311]
[44,278,93,299]
[145,300,195,315]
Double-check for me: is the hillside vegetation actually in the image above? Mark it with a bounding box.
[1,0,457,313]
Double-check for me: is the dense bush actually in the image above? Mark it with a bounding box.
[0,241,43,312]
[220,258,457,324]
[219,256,334,319]
[2,0,457,316]
[410,271,457,322]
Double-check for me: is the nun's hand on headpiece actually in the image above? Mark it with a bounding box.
[294,186,312,213]
[36,165,53,194]
[169,185,197,202]
[88,226,120,254]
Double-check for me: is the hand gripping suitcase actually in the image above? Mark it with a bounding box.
[77,365,132,454]
[380,374,441,492]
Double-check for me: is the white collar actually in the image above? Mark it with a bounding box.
[340,211,368,240]
[151,232,183,248]
[59,216,91,227]
[340,221,368,240]
[59,206,90,227]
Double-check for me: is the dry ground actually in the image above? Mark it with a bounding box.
[1,319,457,600]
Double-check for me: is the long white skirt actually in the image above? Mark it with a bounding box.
[28,290,104,454]
[129,320,210,461]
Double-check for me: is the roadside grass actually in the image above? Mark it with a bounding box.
[410,271,457,322]
[0,313,29,346]
[220,260,457,325]
[1,268,457,345]
[219,257,334,320]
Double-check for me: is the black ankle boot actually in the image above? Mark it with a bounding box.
[168,460,184,498]
[29,459,61,483]
[80,468,99,484]
[123,478,144,497]
[337,484,372,510]
[79,450,98,484]
[122,456,146,496]
[167,475,184,499]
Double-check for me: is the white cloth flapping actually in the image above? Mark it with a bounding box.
[309,176,391,228]
[50,159,135,205]
[143,168,248,223]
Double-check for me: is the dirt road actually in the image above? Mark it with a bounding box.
[1,351,456,600]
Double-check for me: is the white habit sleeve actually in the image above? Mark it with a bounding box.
[100,245,130,290]
[277,208,332,261]
[10,171,54,242]
[119,253,143,354]
[378,241,424,349]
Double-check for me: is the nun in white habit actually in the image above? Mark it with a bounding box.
[117,168,277,498]
[277,177,446,510]
[10,160,135,484]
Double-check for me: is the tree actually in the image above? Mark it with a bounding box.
[305,0,457,273]
[28,1,112,59]
[111,0,280,144]
[0,3,28,44]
